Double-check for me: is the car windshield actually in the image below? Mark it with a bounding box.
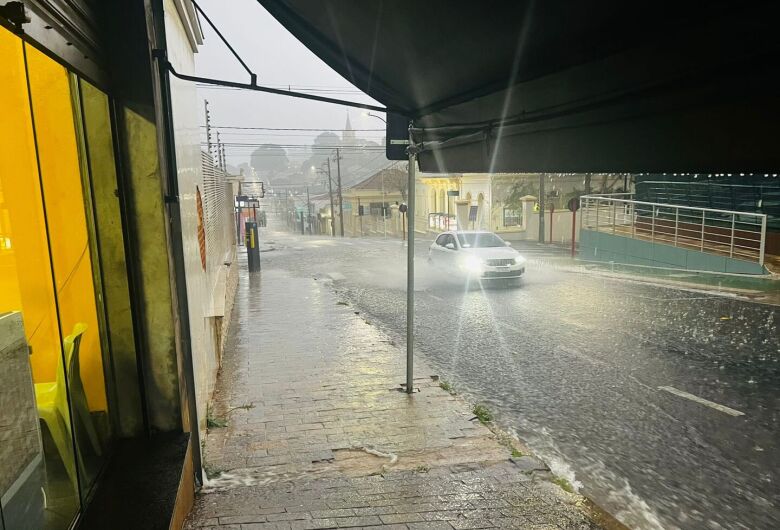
[456,233,505,248]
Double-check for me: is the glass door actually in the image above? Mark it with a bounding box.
[0,26,117,528]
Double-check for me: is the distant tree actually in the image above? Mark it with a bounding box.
[496,177,539,209]
[384,165,409,201]
[313,131,340,148]
[250,144,288,175]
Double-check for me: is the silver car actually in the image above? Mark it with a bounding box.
[428,231,526,280]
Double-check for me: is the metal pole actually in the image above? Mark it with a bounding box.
[538,174,545,243]
[611,200,616,233]
[701,211,706,251]
[596,198,600,232]
[358,197,363,237]
[674,208,679,246]
[549,204,554,242]
[326,159,335,236]
[729,214,735,257]
[651,206,655,241]
[335,148,344,237]
[204,99,212,162]
[306,185,311,235]
[759,215,767,266]
[571,209,576,258]
[406,129,416,394]
[382,171,387,239]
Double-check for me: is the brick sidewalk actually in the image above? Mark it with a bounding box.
[185,256,602,530]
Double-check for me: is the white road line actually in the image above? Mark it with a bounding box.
[426,292,444,302]
[658,386,745,417]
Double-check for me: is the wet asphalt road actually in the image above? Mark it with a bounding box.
[257,225,778,530]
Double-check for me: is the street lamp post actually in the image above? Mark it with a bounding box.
[364,112,388,239]
[363,111,387,124]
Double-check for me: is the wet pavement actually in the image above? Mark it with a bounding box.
[253,222,779,530]
[185,248,604,529]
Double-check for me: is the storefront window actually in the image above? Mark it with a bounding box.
[0,27,118,528]
[0,28,80,529]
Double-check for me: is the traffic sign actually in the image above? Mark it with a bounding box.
[567,197,580,212]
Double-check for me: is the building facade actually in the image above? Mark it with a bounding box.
[0,1,236,528]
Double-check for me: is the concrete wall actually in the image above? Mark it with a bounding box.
[579,229,767,274]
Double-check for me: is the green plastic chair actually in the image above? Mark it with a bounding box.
[35,322,102,490]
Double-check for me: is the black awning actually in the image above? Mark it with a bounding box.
[259,1,780,173]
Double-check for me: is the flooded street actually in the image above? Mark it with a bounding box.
[260,226,779,530]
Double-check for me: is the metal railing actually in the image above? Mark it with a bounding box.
[428,212,456,231]
[580,194,768,265]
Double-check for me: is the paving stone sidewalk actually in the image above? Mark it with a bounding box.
[185,254,603,530]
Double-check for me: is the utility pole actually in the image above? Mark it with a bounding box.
[326,159,336,237]
[538,173,546,243]
[381,169,387,239]
[358,197,363,236]
[306,185,311,235]
[334,148,344,237]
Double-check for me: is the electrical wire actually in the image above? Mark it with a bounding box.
[201,125,384,131]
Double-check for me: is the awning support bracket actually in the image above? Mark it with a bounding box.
[190,0,257,86]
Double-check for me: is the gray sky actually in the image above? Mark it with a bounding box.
[195,1,385,170]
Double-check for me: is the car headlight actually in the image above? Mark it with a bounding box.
[459,255,484,273]
[514,256,526,265]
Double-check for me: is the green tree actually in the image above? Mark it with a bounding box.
[250,144,288,175]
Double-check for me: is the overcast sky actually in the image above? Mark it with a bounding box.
[195,1,385,169]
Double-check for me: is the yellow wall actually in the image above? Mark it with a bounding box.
[0,29,62,389]
[25,46,108,412]
[0,29,107,413]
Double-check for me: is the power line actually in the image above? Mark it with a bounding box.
[201,125,384,132]
[204,142,385,149]
[201,131,385,139]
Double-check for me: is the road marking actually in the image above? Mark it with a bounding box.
[426,292,444,302]
[327,272,346,281]
[658,386,745,417]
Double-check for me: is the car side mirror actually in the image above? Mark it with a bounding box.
[504,241,512,246]
[445,243,456,250]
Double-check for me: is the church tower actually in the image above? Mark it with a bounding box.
[342,113,356,145]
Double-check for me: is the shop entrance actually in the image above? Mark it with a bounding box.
[0,27,127,529]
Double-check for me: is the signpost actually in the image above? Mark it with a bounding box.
[399,203,408,241]
[549,204,555,243]
[567,197,580,258]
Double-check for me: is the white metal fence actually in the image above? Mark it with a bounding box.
[580,194,768,265]
[201,151,235,267]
